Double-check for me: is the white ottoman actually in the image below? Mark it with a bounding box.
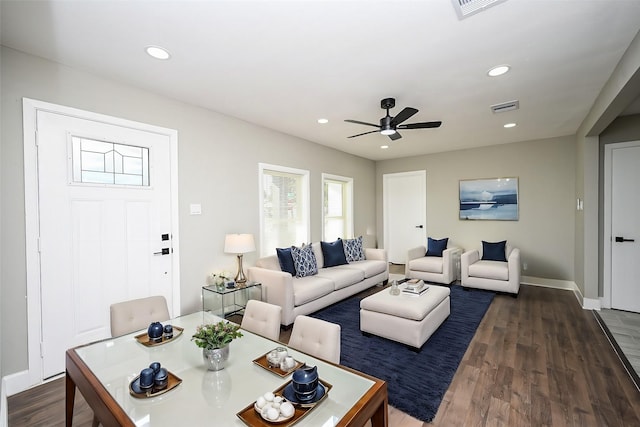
[360,285,450,351]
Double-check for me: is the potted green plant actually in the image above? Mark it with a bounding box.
[192,321,243,371]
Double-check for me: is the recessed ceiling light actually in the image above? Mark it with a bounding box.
[487,65,510,77]
[504,123,516,128]
[145,46,171,60]
[317,118,329,124]
[381,145,389,149]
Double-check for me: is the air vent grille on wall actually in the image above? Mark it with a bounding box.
[452,0,508,19]
[490,100,519,113]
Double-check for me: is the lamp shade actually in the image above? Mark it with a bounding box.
[224,234,256,254]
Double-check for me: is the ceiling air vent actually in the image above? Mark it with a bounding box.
[490,100,519,114]
[452,0,509,19]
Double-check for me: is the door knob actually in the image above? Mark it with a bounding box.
[154,248,171,255]
[415,225,424,228]
[615,236,635,242]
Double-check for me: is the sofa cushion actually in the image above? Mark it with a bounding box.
[317,266,365,290]
[292,276,335,306]
[256,255,280,271]
[276,247,296,276]
[321,239,348,267]
[426,237,448,257]
[311,242,324,269]
[468,260,509,281]
[343,259,387,279]
[408,256,443,274]
[343,236,365,262]
[291,244,318,277]
[482,240,507,262]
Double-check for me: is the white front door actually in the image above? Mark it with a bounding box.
[32,106,178,379]
[609,143,640,313]
[383,171,427,264]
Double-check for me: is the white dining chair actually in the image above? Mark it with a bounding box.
[240,299,282,341]
[288,315,341,364]
[109,295,170,337]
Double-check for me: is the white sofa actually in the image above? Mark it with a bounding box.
[248,243,388,327]
[405,246,461,285]
[461,243,521,295]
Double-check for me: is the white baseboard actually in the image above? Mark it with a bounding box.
[2,370,32,397]
[521,275,601,310]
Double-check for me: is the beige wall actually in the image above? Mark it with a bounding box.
[376,136,576,281]
[0,47,376,378]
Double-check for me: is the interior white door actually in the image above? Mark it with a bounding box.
[383,171,427,264]
[37,110,175,378]
[611,144,640,313]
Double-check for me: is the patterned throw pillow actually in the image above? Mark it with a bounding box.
[343,236,365,262]
[291,244,318,277]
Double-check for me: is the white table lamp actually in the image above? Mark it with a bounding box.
[224,233,256,285]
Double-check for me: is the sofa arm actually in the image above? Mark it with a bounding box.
[364,247,387,262]
[507,248,521,291]
[405,246,426,276]
[247,267,295,326]
[441,247,461,283]
[461,249,479,282]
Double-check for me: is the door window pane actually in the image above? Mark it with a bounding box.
[71,136,149,186]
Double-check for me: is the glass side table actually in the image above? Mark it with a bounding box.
[202,282,262,318]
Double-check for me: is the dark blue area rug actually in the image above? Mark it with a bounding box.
[310,284,494,423]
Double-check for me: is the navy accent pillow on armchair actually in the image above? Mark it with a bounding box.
[426,237,448,257]
[481,240,507,262]
[276,247,297,276]
[321,239,348,267]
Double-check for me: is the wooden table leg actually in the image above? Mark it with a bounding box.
[370,397,388,427]
[66,370,76,427]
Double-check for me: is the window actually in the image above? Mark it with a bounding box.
[322,173,353,241]
[259,164,310,256]
[71,136,149,186]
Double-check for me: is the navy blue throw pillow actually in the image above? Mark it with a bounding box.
[481,240,507,262]
[426,237,448,257]
[276,247,297,275]
[321,239,348,267]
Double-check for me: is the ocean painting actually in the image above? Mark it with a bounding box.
[459,178,519,220]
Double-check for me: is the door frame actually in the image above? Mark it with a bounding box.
[22,98,181,389]
[382,170,427,263]
[603,139,640,309]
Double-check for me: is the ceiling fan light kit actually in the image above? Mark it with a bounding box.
[345,97,442,140]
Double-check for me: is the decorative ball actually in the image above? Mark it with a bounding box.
[267,407,279,421]
[263,391,274,402]
[256,396,267,409]
[280,402,295,417]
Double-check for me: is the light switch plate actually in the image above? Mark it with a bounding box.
[190,203,202,215]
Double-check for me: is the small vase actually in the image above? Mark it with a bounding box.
[203,346,229,371]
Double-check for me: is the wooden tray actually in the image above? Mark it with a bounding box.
[252,352,304,377]
[236,379,332,427]
[134,325,184,347]
[129,371,182,398]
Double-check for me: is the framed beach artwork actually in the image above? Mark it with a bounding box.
[459,177,519,221]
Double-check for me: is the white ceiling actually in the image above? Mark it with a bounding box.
[2,0,640,161]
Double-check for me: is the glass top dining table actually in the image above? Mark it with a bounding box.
[66,311,388,426]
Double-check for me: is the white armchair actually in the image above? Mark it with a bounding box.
[405,246,461,285]
[461,242,521,295]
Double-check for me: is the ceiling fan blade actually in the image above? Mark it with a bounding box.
[390,107,418,126]
[344,119,380,128]
[389,131,402,141]
[398,121,442,129]
[347,130,379,138]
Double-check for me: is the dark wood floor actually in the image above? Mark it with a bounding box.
[8,279,640,426]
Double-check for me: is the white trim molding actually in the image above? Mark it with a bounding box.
[521,275,601,310]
